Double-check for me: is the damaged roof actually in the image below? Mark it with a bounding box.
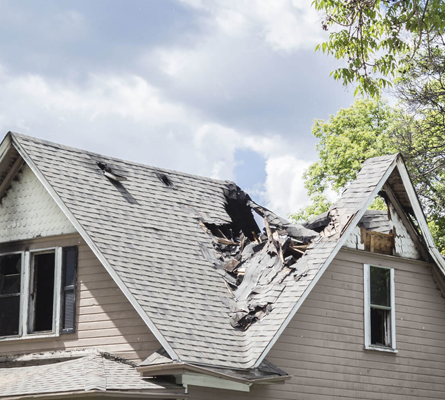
[4,133,444,371]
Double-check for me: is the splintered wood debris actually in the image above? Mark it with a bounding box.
[197,184,318,330]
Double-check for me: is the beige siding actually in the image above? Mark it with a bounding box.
[190,248,445,399]
[0,234,160,363]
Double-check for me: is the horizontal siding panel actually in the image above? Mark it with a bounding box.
[261,249,445,399]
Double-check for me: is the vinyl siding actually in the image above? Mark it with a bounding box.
[0,234,160,362]
[190,248,445,399]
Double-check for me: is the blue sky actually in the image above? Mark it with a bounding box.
[0,0,354,217]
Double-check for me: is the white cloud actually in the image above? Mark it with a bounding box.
[0,65,311,218]
[178,0,323,52]
[264,155,311,217]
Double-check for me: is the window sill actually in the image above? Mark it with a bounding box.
[0,332,59,341]
[364,345,398,354]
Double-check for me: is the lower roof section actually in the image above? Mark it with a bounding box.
[0,350,185,400]
[138,350,290,392]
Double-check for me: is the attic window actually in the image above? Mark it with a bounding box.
[156,173,174,187]
[97,162,127,182]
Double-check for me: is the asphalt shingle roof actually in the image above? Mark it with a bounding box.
[8,133,399,369]
[0,352,182,398]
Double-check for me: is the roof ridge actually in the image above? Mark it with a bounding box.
[9,131,233,186]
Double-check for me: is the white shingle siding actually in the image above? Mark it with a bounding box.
[344,205,420,259]
[344,226,365,251]
[0,164,76,242]
[391,204,420,259]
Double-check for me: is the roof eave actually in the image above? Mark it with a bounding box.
[137,362,290,385]
[395,158,445,275]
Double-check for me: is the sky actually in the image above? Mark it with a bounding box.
[0,0,355,218]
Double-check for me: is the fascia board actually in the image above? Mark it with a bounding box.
[138,363,289,385]
[253,158,398,368]
[10,136,180,362]
[139,363,250,384]
[177,373,251,392]
[395,158,445,274]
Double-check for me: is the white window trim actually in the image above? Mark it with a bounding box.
[364,264,397,352]
[0,248,62,341]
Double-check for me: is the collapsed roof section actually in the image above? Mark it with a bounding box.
[198,183,319,329]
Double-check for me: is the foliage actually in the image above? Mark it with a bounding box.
[313,0,445,96]
[291,193,332,223]
[394,42,445,220]
[303,98,397,197]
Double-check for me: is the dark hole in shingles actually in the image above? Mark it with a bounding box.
[156,173,174,188]
[223,183,260,241]
[97,162,108,172]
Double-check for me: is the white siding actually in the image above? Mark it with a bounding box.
[0,164,76,243]
[344,205,420,259]
[391,204,420,259]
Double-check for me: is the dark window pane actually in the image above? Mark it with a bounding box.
[1,276,21,295]
[32,253,55,332]
[0,296,20,336]
[370,267,390,307]
[371,308,391,346]
[0,254,21,296]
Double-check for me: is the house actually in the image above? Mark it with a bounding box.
[1,131,445,399]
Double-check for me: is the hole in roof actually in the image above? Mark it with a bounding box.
[156,173,174,187]
[96,161,127,182]
[97,162,108,171]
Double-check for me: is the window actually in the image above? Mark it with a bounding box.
[364,264,396,351]
[0,253,22,336]
[0,246,78,339]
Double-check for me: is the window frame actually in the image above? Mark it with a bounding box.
[0,247,63,341]
[364,264,397,352]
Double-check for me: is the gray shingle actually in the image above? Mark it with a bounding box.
[10,133,399,370]
[0,352,182,398]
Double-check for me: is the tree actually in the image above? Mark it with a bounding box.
[291,97,445,253]
[313,0,445,96]
[303,98,398,197]
[395,43,445,220]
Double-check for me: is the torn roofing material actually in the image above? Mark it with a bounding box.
[198,184,319,330]
[7,133,442,372]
